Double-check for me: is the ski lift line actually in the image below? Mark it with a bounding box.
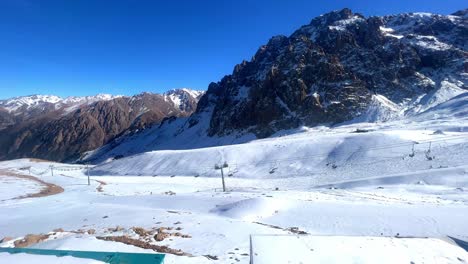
[165,135,468,170]
[307,159,468,188]
[247,140,457,174]
[251,137,465,165]
[30,167,50,175]
[53,167,87,172]
[26,135,467,176]
[122,142,466,177]
[233,135,468,167]
[253,142,468,169]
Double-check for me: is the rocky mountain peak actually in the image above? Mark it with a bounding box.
[452,8,468,18]
[186,8,467,138]
[81,8,467,163]
[163,88,205,113]
[311,8,361,26]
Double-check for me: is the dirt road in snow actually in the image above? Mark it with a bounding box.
[0,170,63,200]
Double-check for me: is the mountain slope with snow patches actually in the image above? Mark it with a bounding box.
[0,94,119,114]
[84,8,467,164]
[0,89,204,162]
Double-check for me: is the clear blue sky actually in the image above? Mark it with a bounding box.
[0,0,465,99]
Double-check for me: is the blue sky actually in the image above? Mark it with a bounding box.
[0,0,465,99]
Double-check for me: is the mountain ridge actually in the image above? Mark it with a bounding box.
[0,88,204,162]
[83,8,467,163]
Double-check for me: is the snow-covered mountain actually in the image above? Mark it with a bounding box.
[84,8,467,163]
[0,94,120,114]
[0,94,122,129]
[0,94,62,112]
[195,8,466,137]
[163,88,205,113]
[0,89,204,162]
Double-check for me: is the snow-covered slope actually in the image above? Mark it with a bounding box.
[414,92,468,121]
[1,156,468,263]
[91,124,468,183]
[0,95,62,112]
[90,87,468,181]
[85,84,468,165]
[349,82,468,123]
[163,88,204,113]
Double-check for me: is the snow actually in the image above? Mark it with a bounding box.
[379,26,394,33]
[163,88,205,111]
[410,35,453,51]
[1,147,468,263]
[0,94,121,114]
[408,80,467,115]
[0,175,42,200]
[40,73,461,264]
[167,93,183,109]
[351,94,403,123]
[348,80,467,124]
[251,235,468,264]
[53,88,466,263]
[412,12,434,17]
[0,253,105,264]
[179,88,204,99]
[379,26,404,39]
[91,127,468,183]
[210,198,290,221]
[0,95,61,112]
[328,16,364,31]
[415,92,468,121]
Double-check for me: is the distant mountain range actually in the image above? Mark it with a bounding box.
[0,89,204,162]
[83,8,467,163]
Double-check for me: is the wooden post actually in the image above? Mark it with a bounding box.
[50,165,54,177]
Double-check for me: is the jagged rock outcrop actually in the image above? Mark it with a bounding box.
[192,8,467,137]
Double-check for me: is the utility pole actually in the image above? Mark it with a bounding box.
[86,165,90,186]
[220,166,226,192]
[215,162,228,192]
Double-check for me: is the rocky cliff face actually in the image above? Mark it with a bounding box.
[191,8,467,137]
[0,89,203,162]
[81,8,467,163]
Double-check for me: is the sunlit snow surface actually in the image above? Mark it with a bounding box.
[1,122,467,263]
[1,91,468,263]
[0,176,42,200]
[251,235,468,264]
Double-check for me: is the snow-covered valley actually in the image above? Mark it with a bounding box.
[1,108,467,263]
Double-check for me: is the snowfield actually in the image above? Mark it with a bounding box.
[0,90,467,263]
[251,235,468,264]
[0,175,42,201]
[1,117,468,263]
